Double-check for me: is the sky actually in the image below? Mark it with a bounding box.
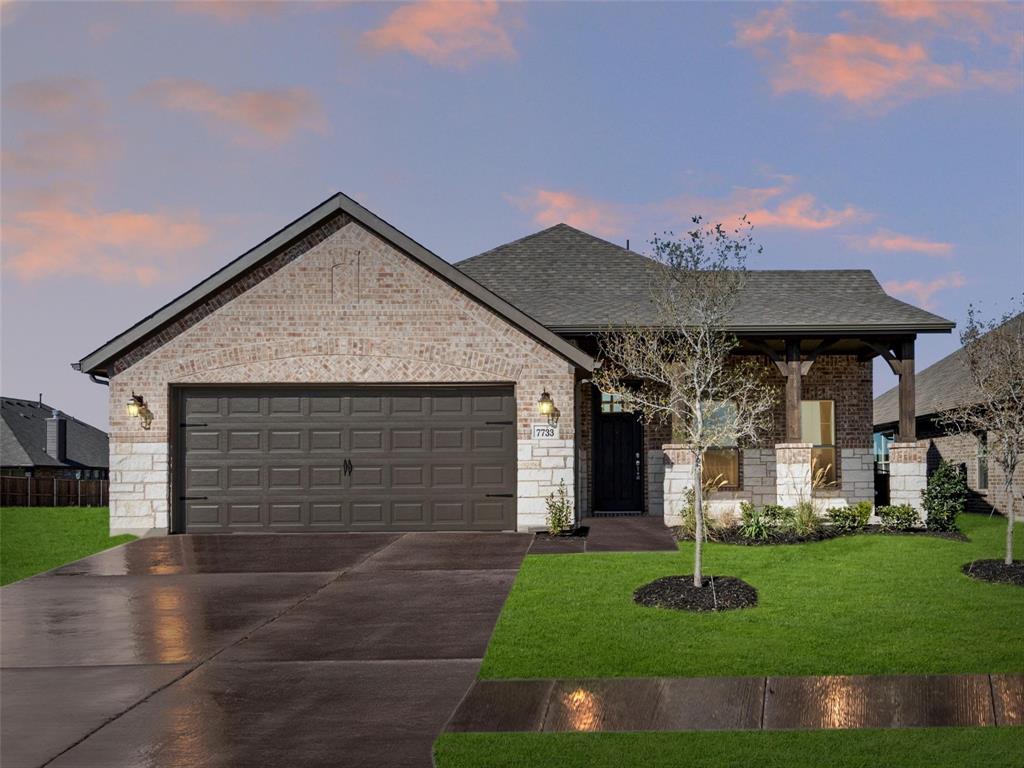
[2,0,1022,430]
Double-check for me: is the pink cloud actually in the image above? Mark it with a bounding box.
[511,189,627,239]
[884,272,966,309]
[852,229,954,257]
[512,180,863,239]
[735,3,1021,108]
[3,77,110,174]
[364,0,517,68]
[2,205,210,284]
[5,77,100,114]
[142,79,327,146]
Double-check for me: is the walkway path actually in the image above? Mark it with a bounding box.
[446,674,1023,733]
[530,516,678,554]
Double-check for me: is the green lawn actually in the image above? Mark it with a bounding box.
[434,729,1024,768]
[0,507,135,585]
[481,514,1024,678]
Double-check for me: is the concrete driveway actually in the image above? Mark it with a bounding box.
[1,531,531,768]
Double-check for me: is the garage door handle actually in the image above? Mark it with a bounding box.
[343,459,353,476]
[179,496,208,501]
[485,493,514,498]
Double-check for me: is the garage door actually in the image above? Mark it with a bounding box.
[176,386,516,533]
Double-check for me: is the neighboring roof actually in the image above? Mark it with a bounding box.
[1,397,109,469]
[76,194,594,376]
[457,224,956,335]
[874,312,1024,426]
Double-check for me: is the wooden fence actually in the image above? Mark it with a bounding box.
[0,476,108,507]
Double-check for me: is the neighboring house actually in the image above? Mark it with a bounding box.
[874,313,1024,518]
[0,396,109,478]
[74,193,952,536]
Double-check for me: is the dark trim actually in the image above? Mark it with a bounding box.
[78,192,594,376]
[547,324,955,335]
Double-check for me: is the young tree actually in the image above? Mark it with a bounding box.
[593,217,778,587]
[939,299,1024,565]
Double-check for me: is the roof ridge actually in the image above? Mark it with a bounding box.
[457,223,572,266]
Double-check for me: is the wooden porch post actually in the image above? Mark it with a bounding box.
[898,338,916,442]
[785,339,802,442]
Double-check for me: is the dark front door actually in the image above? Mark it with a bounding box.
[593,392,644,512]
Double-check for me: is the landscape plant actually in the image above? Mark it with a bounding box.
[594,217,778,587]
[877,504,920,532]
[544,480,574,536]
[938,299,1023,565]
[828,501,872,534]
[921,460,967,532]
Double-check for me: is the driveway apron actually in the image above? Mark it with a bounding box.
[1,532,530,768]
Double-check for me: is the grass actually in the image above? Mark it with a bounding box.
[481,514,1024,678]
[434,729,1024,768]
[1,507,135,585]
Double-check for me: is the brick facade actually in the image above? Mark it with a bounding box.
[919,430,1022,520]
[107,221,576,535]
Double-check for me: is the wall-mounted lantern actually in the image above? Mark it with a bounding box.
[537,390,560,425]
[126,392,154,430]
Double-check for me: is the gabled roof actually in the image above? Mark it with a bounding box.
[76,194,594,377]
[874,312,1024,426]
[1,397,109,469]
[457,224,956,335]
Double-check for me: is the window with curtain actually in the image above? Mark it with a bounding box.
[702,401,740,489]
[802,400,836,486]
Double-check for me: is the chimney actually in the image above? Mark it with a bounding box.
[46,409,67,463]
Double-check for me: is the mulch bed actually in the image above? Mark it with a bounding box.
[673,525,969,546]
[961,559,1024,586]
[633,575,758,612]
[533,526,589,541]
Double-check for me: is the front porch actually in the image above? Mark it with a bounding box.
[572,334,928,526]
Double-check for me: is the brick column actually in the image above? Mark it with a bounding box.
[889,441,927,524]
[662,445,696,527]
[776,443,812,508]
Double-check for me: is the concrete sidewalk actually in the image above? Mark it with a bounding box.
[446,674,1024,733]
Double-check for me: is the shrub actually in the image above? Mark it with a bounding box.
[791,500,823,537]
[739,502,773,541]
[878,504,920,532]
[544,480,573,536]
[679,488,718,540]
[922,460,967,532]
[762,504,794,530]
[828,501,872,533]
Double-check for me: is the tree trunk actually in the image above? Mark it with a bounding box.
[1005,477,1015,566]
[693,450,703,588]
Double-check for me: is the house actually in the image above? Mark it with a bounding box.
[874,312,1023,518]
[1,395,109,478]
[74,193,953,536]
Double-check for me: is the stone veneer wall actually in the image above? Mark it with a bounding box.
[662,446,695,526]
[889,441,928,524]
[107,220,577,535]
[775,443,813,508]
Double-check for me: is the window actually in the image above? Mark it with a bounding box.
[977,432,989,490]
[873,431,894,474]
[702,401,740,489]
[703,448,739,490]
[600,392,628,413]
[802,400,836,486]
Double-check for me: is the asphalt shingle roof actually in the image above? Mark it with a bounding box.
[874,312,1024,426]
[1,397,109,470]
[457,224,955,334]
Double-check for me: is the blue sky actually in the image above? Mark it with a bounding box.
[2,0,1022,428]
